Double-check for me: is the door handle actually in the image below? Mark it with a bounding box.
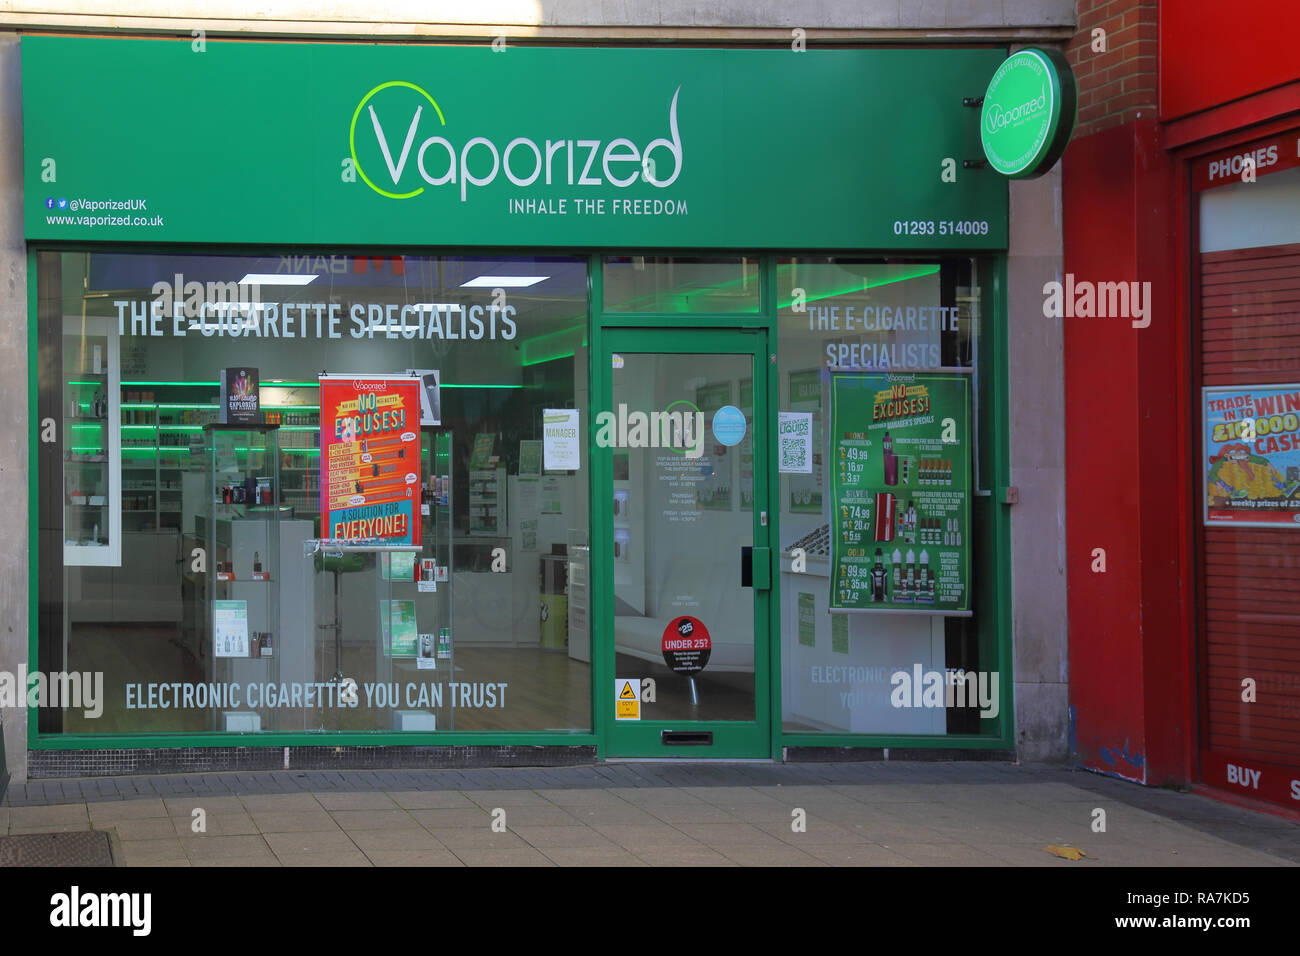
[741,546,772,590]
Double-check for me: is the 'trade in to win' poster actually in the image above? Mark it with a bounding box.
[1204,383,1300,527]
[321,375,421,545]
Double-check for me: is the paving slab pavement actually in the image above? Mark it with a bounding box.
[2,761,1296,867]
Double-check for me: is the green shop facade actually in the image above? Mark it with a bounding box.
[21,35,1021,772]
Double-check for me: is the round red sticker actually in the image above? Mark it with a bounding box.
[661,616,712,675]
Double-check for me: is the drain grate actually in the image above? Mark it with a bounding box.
[0,831,116,867]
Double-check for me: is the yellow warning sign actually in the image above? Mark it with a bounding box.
[615,679,640,720]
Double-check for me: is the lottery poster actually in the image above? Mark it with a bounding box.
[1204,383,1300,527]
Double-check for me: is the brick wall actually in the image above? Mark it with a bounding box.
[1065,0,1157,138]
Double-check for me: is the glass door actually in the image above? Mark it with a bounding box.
[601,328,771,757]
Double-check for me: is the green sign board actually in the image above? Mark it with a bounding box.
[828,371,971,614]
[23,37,1007,248]
[979,47,1077,179]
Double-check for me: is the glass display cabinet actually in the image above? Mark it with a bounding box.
[203,423,281,733]
[299,429,455,734]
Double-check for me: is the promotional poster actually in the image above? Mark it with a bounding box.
[320,375,421,545]
[1204,383,1300,527]
[828,371,972,614]
[220,367,259,424]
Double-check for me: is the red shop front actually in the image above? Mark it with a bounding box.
[1064,0,1300,813]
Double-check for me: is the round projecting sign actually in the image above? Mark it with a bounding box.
[980,47,1077,179]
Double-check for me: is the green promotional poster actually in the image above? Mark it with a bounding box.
[797,592,816,647]
[829,372,972,614]
[380,599,419,657]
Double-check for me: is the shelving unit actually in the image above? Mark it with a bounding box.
[114,393,322,530]
[120,399,212,531]
[469,465,507,536]
[64,316,121,567]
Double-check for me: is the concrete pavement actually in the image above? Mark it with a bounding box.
[2,761,1296,866]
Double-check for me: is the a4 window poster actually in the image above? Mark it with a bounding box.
[828,371,972,614]
[213,599,250,658]
[788,369,824,513]
[320,375,422,546]
[1203,383,1300,527]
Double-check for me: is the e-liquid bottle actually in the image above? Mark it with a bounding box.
[919,550,930,602]
[892,547,902,599]
[904,548,916,602]
[253,551,262,575]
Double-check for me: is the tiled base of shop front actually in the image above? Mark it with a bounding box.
[27,746,598,778]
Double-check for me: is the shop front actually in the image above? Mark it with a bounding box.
[1190,128,1300,806]
[22,36,1018,769]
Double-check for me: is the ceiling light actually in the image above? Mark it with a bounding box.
[239,274,318,285]
[459,276,548,288]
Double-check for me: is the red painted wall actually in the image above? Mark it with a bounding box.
[1063,122,1147,782]
[1160,0,1300,121]
[1063,116,1186,784]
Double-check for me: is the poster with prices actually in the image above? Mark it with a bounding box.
[828,371,972,614]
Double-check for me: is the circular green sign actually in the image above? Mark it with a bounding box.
[980,47,1077,179]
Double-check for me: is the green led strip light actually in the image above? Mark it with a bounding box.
[774,264,941,310]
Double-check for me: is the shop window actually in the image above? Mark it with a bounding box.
[602,256,761,313]
[1197,162,1300,771]
[774,257,997,736]
[39,251,591,737]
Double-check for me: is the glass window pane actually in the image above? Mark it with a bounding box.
[610,352,756,721]
[40,251,591,736]
[775,257,992,735]
[603,256,760,312]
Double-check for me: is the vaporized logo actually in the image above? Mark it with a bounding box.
[349,81,685,201]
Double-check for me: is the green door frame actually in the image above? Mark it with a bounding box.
[591,326,773,758]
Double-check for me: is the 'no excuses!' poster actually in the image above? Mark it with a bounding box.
[320,375,421,545]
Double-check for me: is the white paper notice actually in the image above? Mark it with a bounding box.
[543,409,580,471]
[214,600,249,658]
[779,412,814,474]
